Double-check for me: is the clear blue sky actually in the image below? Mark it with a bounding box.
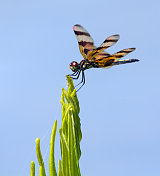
[0,0,160,176]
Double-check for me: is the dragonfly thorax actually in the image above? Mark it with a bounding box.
[69,61,80,72]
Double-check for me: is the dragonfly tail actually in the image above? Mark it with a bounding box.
[113,59,140,65]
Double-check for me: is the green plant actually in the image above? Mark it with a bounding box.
[30,76,82,176]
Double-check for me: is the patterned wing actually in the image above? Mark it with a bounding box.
[87,34,120,61]
[94,48,136,68]
[73,24,96,59]
[91,51,111,61]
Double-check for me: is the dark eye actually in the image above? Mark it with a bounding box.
[71,61,78,67]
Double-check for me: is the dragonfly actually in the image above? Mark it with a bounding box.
[68,24,139,91]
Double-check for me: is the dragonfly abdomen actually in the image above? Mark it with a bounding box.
[113,59,139,66]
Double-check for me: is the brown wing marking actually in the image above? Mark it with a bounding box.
[91,51,111,61]
[87,34,120,61]
[111,48,136,61]
[73,24,96,59]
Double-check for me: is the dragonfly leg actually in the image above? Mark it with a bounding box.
[67,71,79,77]
[75,71,84,87]
[70,70,81,80]
[76,71,85,92]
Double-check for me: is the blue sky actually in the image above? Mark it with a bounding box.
[0,0,160,176]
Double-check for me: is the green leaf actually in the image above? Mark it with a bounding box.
[49,120,57,176]
[30,161,35,176]
[59,76,81,176]
[59,129,69,176]
[39,166,45,176]
[35,138,46,176]
[58,160,63,176]
[30,76,82,176]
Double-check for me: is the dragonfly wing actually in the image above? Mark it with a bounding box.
[94,48,136,68]
[91,51,111,61]
[73,24,96,59]
[111,48,136,61]
[87,34,120,60]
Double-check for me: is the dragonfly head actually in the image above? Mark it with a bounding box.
[69,61,79,72]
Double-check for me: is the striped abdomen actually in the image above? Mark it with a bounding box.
[113,59,139,65]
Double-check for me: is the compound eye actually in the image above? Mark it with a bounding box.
[71,61,78,67]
